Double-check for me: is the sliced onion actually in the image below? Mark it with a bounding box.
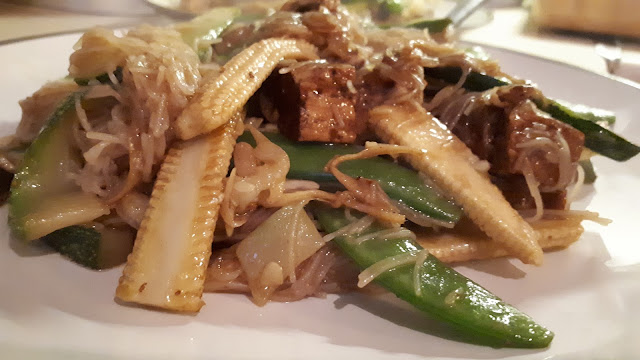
[235,202,324,305]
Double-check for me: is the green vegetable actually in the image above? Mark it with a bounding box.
[9,93,110,241]
[424,66,640,161]
[402,18,452,32]
[174,7,241,62]
[9,94,133,268]
[237,131,462,225]
[541,99,615,126]
[313,205,554,348]
[536,99,639,161]
[424,66,510,92]
[43,224,135,270]
[378,0,404,15]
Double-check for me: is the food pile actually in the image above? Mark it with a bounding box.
[3,0,638,348]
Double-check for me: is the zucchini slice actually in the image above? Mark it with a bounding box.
[9,93,110,242]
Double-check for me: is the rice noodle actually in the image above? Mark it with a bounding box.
[413,250,429,296]
[565,163,585,206]
[348,228,415,245]
[322,215,375,242]
[85,131,124,145]
[520,209,612,225]
[519,160,544,222]
[545,131,574,192]
[392,200,455,229]
[75,95,91,132]
[85,84,122,101]
[425,67,470,111]
[357,250,421,288]
[512,121,578,194]
[68,25,201,203]
[283,179,320,192]
[431,90,478,130]
[83,141,114,164]
[344,208,357,222]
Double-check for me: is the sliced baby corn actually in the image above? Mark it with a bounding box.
[416,218,584,263]
[368,103,543,265]
[116,113,242,312]
[176,38,318,140]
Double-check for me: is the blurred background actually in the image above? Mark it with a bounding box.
[1,0,639,81]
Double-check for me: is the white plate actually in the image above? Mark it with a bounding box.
[1,33,639,360]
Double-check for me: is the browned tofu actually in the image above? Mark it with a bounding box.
[261,61,362,143]
[493,99,585,188]
[493,174,566,210]
[439,85,585,189]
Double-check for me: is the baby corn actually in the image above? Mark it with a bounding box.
[176,38,318,140]
[417,219,583,263]
[368,103,544,265]
[116,114,241,312]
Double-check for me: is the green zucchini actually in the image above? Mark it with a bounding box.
[43,224,135,270]
[8,93,110,242]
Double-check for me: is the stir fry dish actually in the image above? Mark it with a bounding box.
[3,0,639,349]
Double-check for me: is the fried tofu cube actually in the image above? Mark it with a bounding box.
[261,61,362,143]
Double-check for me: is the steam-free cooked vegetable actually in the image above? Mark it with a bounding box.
[237,130,463,225]
[9,93,110,242]
[5,0,639,350]
[116,113,241,312]
[313,205,554,348]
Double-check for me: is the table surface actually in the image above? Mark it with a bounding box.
[1,1,640,78]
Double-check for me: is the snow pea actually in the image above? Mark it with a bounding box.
[537,99,639,161]
[237,131,462,225]
[423,66,640,161]
[313,205,554,348]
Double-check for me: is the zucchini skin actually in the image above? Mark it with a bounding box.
[43,226,101,270]
[8,93,81,240]
[9,91,110,241]
[43,225,135,270]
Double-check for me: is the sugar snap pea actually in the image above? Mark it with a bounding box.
[313,204,554,348]
[424,66,510,92]
[423,66,640,161]
[237,131,462,225]
[536,99,639,161]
